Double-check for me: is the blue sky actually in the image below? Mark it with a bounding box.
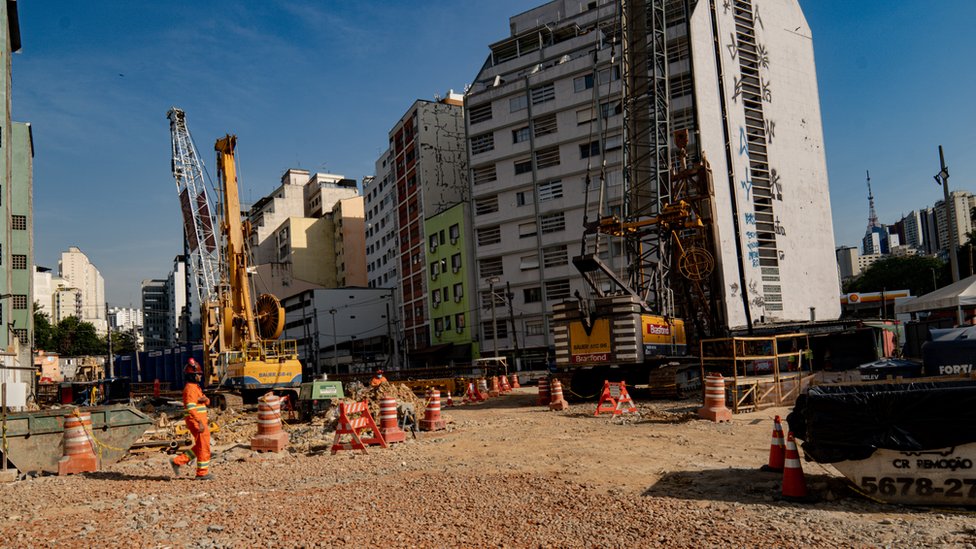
[14,1,976,305]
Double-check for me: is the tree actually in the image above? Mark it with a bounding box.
[53,316,106,356]
[844,255,945,297]
[104,329,137,355]
[33,302,54,351]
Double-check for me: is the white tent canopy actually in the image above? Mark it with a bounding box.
[895,274,976,314]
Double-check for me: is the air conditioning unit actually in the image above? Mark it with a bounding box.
[433,301,440,308]
[455,295,463,303]
[435,331,442,338]
[431,272,439,281]
[450,237,458,245]
[452,266,460,273]
[456,326,464,334]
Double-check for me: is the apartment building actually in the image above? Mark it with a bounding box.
[465,0,840,361]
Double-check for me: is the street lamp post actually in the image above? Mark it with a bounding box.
[329,308,338,372]
[487,277,500,359]
[935,145,960,283]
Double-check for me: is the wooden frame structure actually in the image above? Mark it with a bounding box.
[700,333,811,413]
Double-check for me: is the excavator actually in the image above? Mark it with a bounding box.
[168,109,302,407]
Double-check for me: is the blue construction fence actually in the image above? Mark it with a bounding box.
[111,344,204,391]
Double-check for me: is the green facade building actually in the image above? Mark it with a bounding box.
[424,202,478,362]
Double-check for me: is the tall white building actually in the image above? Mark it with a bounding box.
[934,190,975,259]
[365,149,400,290]
[108,306,143,331]
[58,246,106,334]
[899,210,925,252]
[465,0,840,357]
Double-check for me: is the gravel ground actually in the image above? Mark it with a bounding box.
[1,388,975,547]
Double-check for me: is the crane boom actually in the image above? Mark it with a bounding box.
[214,135,259,349]
[167,108,220,306]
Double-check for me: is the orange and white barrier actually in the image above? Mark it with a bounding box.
[489,376,501,397]
[698,373,732,422]
[595,380,636,416]
[378,396,406,444]
[331,400,388,454]
[444,390,454,407]
[420,389,447,431]
[462,382,482,404]
[510,374,521,389]
[538,378,550,406]
[477,378,490,399]
[549,379,569,411]
[58,411,98,476]
[499,375,511,393]
[251,392,290,452]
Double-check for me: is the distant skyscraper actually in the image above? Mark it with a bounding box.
[58,246,106,334]
[862,171,891,255]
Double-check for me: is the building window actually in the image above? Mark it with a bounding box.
[597,65,621,85]
[481,290,505,308]
[11,255,26,270]
[525,320,545,336]
[432,288,442,304]
[514,158,533,175]
[516,191,533,207]
[476,226,501,246]
[444,315,452,331]
[449,223,460,243]
[538,180,563,201]
[533,113,558,137]
[512,126,530,144]
[573,74,594,92]
[429,234,439,252]
[13,328,27,345]
[579,140,601,159]
[530,83,555,105]
[523,287,542,303]
[455,313,465,329]
[472,164,497,185]
[479,257,503,279]
[482,321,508,340]
[605,134,623,151]
[545,279,571,301]
[454,283,464,301]
[509,94,528,112]
[434,317,444,335]
[11,215,26,230]
[577,107,596,125]
[12,295,27,310]
[451,253,462,272]
[540,212,565,234]
[600,100,623,119]
[543,245,569,267]
[475,195,500,215]
[430,261,440,280]
[535,146,560,169]
[520,254,539,271]
[471,133,495,155]
[518,221,537,238]
[469,102,492,124]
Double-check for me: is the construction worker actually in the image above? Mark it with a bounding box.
[170,358,212,480]
[370,369,387,387]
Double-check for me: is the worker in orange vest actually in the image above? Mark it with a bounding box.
[170,359,212,480]
[370,369,388,388]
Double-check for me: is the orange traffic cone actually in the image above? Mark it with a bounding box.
[58,411,98,475]
[537,378,550,406]
[445,390,454,407]
[489,376,500,397]
[761,416,786,472]
[781,432,808,499]
[510,374,520,389]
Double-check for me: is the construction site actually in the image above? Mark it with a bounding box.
[3,0,976,546]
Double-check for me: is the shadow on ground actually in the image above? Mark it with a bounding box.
[643,467,856,506]
[82,471,174,482]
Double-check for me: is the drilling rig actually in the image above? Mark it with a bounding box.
[551,0,724,397]
[168,108,302,406]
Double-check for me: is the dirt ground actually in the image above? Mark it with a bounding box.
[1,387,975,547]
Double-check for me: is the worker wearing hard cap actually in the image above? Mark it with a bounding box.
[170,358,213,480]
[370,369,388,388]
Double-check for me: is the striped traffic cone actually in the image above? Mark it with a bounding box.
[761,416,786,472]
[420,389,447,431]
[251,392,289,452]
[58,411,98,475]
[538,378,550,406]
[781,432,808,499]
[489,376,500,397]
[510,374,521,389]
[549,379,569,411]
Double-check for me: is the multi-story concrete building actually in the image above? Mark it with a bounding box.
[465,0,840,361]
[376,93,468,354]
[34,266,82,323]
[281,287,398,376]
[0,3,32,372]
[248,169,308,264]
[58,246,106,334]
[332,196,367,287]
[108,307,143,331]
[897,210,925,252]
[424,202,478,363]
[141,256,186,349]
[365,150,400,289]
[303,172,358,218]
[934,190,975,261]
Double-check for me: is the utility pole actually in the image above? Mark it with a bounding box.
[488,277,500,358]
[506,281,520,371]
[329,308,338,373]
[935,145,960,283]
[106,302,113,378]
